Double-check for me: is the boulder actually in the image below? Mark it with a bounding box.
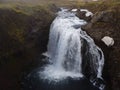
[76,9,93,22]
[80,9,93,17]
[101,36,114,47]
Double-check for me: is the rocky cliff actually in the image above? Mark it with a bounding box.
[79,2,120,90]
[0,4,55,90]
[0,1,120,90]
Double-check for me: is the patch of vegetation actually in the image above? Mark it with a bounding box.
[0,3,54,62]
[76,0,120,12]
[0,3,56,90]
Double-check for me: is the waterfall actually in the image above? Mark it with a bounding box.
[40,8,104,89]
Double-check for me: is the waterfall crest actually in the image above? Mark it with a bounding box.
[40,8,104,89]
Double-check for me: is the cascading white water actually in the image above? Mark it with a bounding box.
[40,8,104,89]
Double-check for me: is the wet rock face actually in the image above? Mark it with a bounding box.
[81,9,120,90]
[81,10,116,31]
[76,10,92,22]
[91,11,115,24]
[48,4,61,13]
[0,7,55,90]
[0,6,55,60]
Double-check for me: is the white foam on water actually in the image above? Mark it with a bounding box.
[39,9,104,89]
[71,9,78,12]
[40,9,86,81]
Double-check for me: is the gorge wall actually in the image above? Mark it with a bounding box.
[0,2,120,90]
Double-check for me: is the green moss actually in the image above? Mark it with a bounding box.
[93,22,109,29]
[8,28,25,43]
[76,0,120,13]
[0,3,53,16]
[0,3,54,60]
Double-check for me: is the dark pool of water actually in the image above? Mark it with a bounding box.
[21,68,100,90]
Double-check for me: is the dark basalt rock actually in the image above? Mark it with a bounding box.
[0,6,55,90]
[76,10,92,22]
[91,11,115,24]
[81,9,120,90]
